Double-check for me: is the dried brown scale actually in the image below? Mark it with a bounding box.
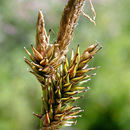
[24,0,102,129]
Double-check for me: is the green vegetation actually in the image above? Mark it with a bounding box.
[0,0,129,130]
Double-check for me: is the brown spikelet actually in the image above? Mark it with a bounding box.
[36,10,47,54]
[24,0,102,130]
[56,0,86,55]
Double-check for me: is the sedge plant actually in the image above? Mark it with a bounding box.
[24,0,102,129]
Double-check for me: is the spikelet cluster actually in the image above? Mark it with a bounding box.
[24,0,102,129]
[24,11,64,77]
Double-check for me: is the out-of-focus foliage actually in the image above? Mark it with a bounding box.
[0,0,129,130]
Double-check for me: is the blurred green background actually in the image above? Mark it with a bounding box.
[0,0,130,130]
